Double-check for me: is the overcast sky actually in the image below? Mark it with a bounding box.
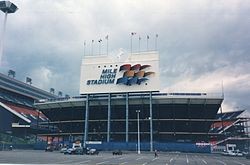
[0,0,249,114]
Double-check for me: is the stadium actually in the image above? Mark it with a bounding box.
[1,50,249,153]
[33,51,226,152]
[0,0,249,156]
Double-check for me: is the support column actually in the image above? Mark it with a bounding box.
[204,99,208,141]
[83,94,89,148]
[149,92,153,152]
[187,99,192,139]
[107,93,111,142]
[126,92,129,142]
[220,106,224,136]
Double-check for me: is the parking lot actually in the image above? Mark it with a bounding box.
[0,150,249,165]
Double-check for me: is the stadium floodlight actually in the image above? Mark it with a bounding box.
[58,91,62,97]
[136,110,141,154]
[0,1,18,64]
[0,1,18,13]
[26,77,32,85]
[7,69,15,78]
[50,88,55,94]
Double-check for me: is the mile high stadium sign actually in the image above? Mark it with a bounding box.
[80,51,160,94]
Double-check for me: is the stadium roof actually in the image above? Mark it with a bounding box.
[34,92,223,110]
[216,110,244,120]
[0,72,58,100]
[0,102,48,125]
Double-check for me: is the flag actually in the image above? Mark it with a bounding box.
[147,35,149,39]
[131,32,136,35]
[92,40,94,43]
[105,35,109,40]
[26,77,32,84]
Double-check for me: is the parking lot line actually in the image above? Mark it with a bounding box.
[96,160,110,165]
[202,159,207,164]
[119,162,127,165]
[103,156,114,160]
[217,160,227,165]
[233,160,246,165]
[119,157,126,160]
[152,157,158,161]
[186,154,189,164]
[79,160,90,164]
[136,156,144,160]
[57,159,80,164]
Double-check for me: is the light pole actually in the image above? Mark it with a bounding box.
[0,1,18,65]
[136,110,141,154]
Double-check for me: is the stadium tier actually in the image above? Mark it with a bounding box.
[0,72,58,138]
[209,110,250,152]
[35,92,223,142]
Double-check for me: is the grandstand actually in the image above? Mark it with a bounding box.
[0,72,58,139]
[210,110,250,152]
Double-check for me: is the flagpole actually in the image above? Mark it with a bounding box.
[131,32,136,55]
[91,40,94,56]
[147,35,149,51]
[106,35,109,55]
[130,33,133,55]
[84,41,86,56]
[155,34,158,50]
[98,39,102,55]
[138,36,141,53]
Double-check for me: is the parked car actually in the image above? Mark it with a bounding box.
[246,153,250,159]
[64,147,86,155]
[234,150,243,157]
[64,148,75,154]
[113,150,122,155]
[64,147,97,155]
[86,148,99,155]
[60,147,68,153]
[45,145,54,152]
[222,150,243,157]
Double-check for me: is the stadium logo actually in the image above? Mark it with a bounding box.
[86,68,117,85]
[116,64,155,86]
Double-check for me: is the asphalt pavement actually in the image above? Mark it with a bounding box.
[0,150,249,165]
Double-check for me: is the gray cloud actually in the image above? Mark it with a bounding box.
[0,0,249,112]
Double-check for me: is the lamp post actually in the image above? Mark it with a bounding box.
[0,1,18,64]
[36,110,40,143]
[136,110,141,154]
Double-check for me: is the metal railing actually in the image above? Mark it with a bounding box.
[35,92,223,104]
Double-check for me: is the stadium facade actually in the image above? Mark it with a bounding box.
[34,51,225,152]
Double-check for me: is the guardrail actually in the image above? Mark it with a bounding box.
[35,92,223,104]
